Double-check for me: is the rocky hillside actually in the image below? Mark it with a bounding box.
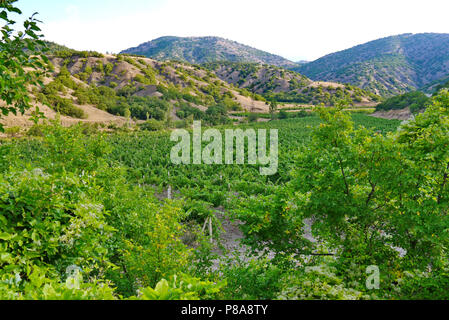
[3,46,380,129]
[2,49,277,129]
[121,36,297,68]
[203,61,380,106]
[295,33,449,96]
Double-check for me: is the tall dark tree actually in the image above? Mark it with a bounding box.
[269,99,278,119]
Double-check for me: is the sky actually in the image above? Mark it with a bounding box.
[14,0,449,61]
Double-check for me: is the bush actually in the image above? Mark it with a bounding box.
[4,126,21,137]
[132,274,224,300]
[376,91,430,113]
[26,124,46,137]
[50,96,87,119]
[104,63,114,75]
[0,168,114,279]
[278,109,289,119]
[248,113,258,122]
[134,74,150,85]
[0,266,117,300]
[219,258,283,299]
[126,96,170,120]
[205,105,230,125]
[277,265,367,300]
[140,119,164,131]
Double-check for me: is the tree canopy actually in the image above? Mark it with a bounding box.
[0,0,48,131]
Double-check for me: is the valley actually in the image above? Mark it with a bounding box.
[1,47,380,132]
[1,0,449,303]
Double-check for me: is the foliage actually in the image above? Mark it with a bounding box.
[4,73,449,300]
[394,266,449,300]
[176,103,230,125]
[4,126,20,137]
[376,91,431,113]
[140,119,165,131]
[247,113,258,122]
[295,33,449,96]
[264,94,449,294]
[0,121,194,299]
[0,168,114,277]
[0,266,116,300]
[204,61,379,105]
[132,274,224,300]
[218,257,284,299]
[277,264,367,300]
[0,0,49,131]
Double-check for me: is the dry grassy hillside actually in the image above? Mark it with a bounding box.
[1,52,272,131]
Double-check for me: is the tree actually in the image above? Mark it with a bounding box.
[248,112,258,122]
[124,108,131,127]
[269,99,278,119]
[0,0,49,131]
[278,109,288,119]
[291,95,449,276]
[241,96,449,293]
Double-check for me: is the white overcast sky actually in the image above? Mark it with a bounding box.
[17,0,449,61]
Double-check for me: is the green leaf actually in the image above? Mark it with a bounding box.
[0,232,15,240]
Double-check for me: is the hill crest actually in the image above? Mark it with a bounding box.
[295,33,449,96]
[121,36,297,68]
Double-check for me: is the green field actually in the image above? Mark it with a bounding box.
[3,0,449,303]
[2,113,420,300]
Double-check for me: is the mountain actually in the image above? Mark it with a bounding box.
[203,61,380,106]
[43,52,277,117]
[121,36,297,68]
[3,47,285,128]
[421,76,449,94]
[375,91,431,114]
[294,33,449,96]
[3,45,381,129]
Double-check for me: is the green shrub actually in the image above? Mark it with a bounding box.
[95,62,104,74]
[219,258,283,299]
[0,168,114,279]
[134,74,150,85]
[84,65,93,75]
[131,274,224,300]
[0,266,117,300]
[277,265,367,300]
[140,119,164,131]
[4,126,21,137]
[104,63,114,75]
[50,96,86,119]
[26,124,46,137]
[248,113,258,122]
[376,91,430,113]
[278,109,289,119]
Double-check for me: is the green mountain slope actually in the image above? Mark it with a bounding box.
[203,61,380,106]
[375,91,431,114]
[421,76,449,94]
[295,33,449,96]
[121,36,297,68]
